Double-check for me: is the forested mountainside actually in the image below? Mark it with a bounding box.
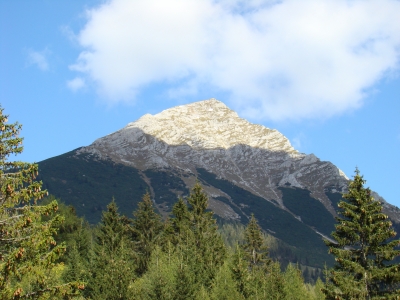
[37,99,400,270]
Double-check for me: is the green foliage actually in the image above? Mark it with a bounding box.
[87,200,135,299]
[1,106,333,298]
[44,186,327,299]
[324,169,400,299]
[252,261,286,299]
[132,245,179,300]
[0,106,82,299]
[186,182,227,287]
[209,261,244,300]
[230,245,251,298]
[89,240,135,300]
[131,192,164,276]
[312,278,326,300]
[218,222,246,249]
[283,264,314,300]
[243,214,270,267]
[197,168,333,268]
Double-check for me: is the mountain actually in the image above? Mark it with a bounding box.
[37,98,400,268]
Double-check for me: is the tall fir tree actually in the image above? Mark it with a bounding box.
[243,214,270,268]
[283,264,313,300]
[186,182,226,287]
[323,169,400,299]
[0,106,82,299]
[170,197,191,238]
[231,245,251,298]
[131,192,164,276]
[209,260,244,300]
[88,200,135,300]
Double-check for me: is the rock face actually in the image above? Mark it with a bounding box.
[38,98,400,268]
[78,99,355,215]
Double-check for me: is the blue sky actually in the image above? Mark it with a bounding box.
[1,0,400,207]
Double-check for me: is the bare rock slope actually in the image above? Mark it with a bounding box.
[78,98,400,223]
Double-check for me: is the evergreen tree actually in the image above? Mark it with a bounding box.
[63,242,88,287]
[174,258,197,300]
[131,192,164,276]
[313,278,326,300]
[186,182,226,287]
[95,199,130,253]
[169,197,191,241]
[231,245,251,298]
[243,214,270,268]
[209,261,244,300]
[134,245,177,300]
[323,169,400,299]
[252,261,286,299]
[283,264,313,300]
[88,200,135,300]
[0,106,82,299]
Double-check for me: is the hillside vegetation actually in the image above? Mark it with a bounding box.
[2,105,400,299]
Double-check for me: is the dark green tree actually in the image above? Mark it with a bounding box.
[231,245,251,298]
[131,192,164,276]
[62,219,92,287]
[170,197,190,237]
[243,214,270,268]
[164,183,226,291]
[323,169,400,299]
[88,200,135,300]
[186,182,226,287]
[0,106,82,299]
[95,200,130,252]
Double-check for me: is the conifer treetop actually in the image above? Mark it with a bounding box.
[324,169,400,299]
[0,106,83,299]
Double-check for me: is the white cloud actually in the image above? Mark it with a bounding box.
[70,0,400,121]
[67,77,86,91]
[291,132,306,150]
[27,48,50,71]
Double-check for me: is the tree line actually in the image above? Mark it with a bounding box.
[1,106,399,299]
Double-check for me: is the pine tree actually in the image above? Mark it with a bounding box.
[209,261,244,300]
[231,245,251,298]
[243,214,270,268]
[252,261,286,299]
[0,106,82,299]
[313,278,326,300]
[135,245,177,300]
[186,182,226,287]
[88,200,135,299]
[174,257,197,300]
[323,169,400,299]
[283,264,313,300]
[131,192,164,276]
[170,197,191,239]
[95,199,130,254]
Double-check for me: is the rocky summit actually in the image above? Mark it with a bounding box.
[38,98,400,268]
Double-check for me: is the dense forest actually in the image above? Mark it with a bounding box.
[1,106,400,299]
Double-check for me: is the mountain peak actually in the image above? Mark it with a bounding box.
[125,98,298,153]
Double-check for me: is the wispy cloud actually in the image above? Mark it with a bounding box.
[70,0,400,121]
[291,132,307,151]
[26,48,50,71]
[67,77,86,91]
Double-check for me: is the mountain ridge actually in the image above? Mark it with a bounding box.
[37,98,400,268]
